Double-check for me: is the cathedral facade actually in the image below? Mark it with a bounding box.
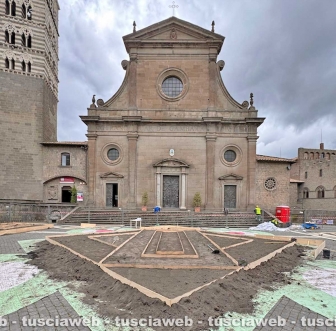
[81,17,265,210]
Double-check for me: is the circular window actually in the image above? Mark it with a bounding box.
[220,145,242,167]
[107,148,119,161]
[162,76,183,98]
[224,150,236,162]
[264,177,277,190]
[101,143,123,166]
[157,68,189,102]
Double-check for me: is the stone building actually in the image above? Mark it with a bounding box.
[2,8,333,214]
[290,143,336,211]
[0,0,59,201]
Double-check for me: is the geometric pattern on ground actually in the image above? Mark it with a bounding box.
[48,227,294,304]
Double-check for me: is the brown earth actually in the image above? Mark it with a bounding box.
[27,241,307,331]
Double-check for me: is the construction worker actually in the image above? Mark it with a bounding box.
[254,205,262,223]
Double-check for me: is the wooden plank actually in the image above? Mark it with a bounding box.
[99,230,141,264]
[177,231,185,254]
[101,265,172,306]
[183,231,199,257]
[244,241,296,270]
[141,230,157,257]
[156,251,184,255]
[170,268,242,305]
[199,231,238,266]
[155,231,163,254]
[314,241,326,259]
[200,232,250,241]
[222,239,253,250]
[102,263,239,270]
[0,224,54,236]
[142,226,200,232]
[89,236,118,248]
[141,253,199,259]
[92,231,139,238]
[46,237,98,266]
[80,223,96,228]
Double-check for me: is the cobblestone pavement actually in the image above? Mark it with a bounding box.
[0,291,91,331]
[0,233,51,254]
[254,296,336,331]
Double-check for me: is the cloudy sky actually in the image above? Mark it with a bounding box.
[57,0,336,159]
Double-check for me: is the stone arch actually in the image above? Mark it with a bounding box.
[315,152,320,160]
[309,152,314,160]
[316,186,325,199]
[303,152,308,159]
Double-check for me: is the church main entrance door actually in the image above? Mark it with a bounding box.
[106,183,118,207]
[162,175,179,208]
[224,185,236,209]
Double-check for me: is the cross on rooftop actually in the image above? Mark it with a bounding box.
[169,1,179,17]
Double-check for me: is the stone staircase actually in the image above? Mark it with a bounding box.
[61,207,261,228]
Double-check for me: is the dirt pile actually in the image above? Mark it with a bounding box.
[27,241,306,331]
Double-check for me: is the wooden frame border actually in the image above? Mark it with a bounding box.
[45,228,326,307]
[0,224,53,236]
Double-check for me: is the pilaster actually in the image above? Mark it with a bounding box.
[127,133,138,208]
[205,135,217,209]
[86,133,97,205]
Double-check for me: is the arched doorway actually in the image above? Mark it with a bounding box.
[62,186,72,203]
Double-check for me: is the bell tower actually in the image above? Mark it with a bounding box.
[0,0,60,201]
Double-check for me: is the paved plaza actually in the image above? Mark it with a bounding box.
[0,224,336,330]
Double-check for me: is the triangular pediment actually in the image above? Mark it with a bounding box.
[218,174,243,181]
[123,17,224,52]
[153,158,189,168]
[100,172,124,179]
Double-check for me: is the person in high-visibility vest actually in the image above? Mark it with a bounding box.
[254,205,262,223]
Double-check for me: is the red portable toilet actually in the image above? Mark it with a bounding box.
[275,206,290,223]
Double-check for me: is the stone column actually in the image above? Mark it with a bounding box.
[206,135,216,209]
[247,136,258,209]
[181,168,186,210]
[156,168,161,207]
[86,133,97,206]
[127,133,138,208]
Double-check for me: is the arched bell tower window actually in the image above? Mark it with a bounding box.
[11,0,16,16]
[11,32,15,44]
[21,61,26,71]
[5,58,9,69]
[5,0,10,15]
[27,61,31,72]
[11,58,15,70]
[27,5,32,20]
[27,35,32,48]
[303,187,309,199]
[21,33,26,46]
[5,30,9,43]
[316,186,325,199]
[21,3,26,18]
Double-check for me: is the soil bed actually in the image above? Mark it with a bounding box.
[52,235,114,262]
[105,230,235,266]
[92,233,133,246]
[110,267,232,298]
[205,234,248,248]
[225,238,289,263]
[27,241,306,331]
